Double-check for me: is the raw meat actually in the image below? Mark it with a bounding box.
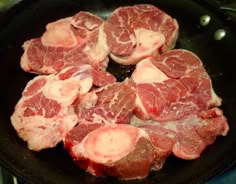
[65,108,229,179]
[104,4,179,65]
[65,123,155,180]
[131,49,222,121]
[10,65,116,151]
[131,107,229,161]
[20,11,109,74]
[11,4,230,181]
[75,79,136,124]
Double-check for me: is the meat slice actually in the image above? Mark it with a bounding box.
[104,4,179,65]
[131,49,222,121]
[10,65,115,151]
[75,80,136,124]
[21,12,109,74]
[131,108,229,161]
[65,123,155,180]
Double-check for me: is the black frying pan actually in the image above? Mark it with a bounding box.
[0,0,236,183]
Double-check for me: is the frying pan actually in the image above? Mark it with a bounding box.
[0,0,236,183]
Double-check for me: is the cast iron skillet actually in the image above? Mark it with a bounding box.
[0,0,236,183]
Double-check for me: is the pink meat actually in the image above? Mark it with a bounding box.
[104,4,179,65]
[10,65,116,151]
[11,4,230,180]
[131,107,229,161]
[57,64,116,87]
[20,12,109,74]
[65,123,155,180]
[131,49,222,121]
[75,80,136,124]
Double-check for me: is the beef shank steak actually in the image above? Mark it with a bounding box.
[104,4,179,65]
[65,123,155,180]
[75,79,136,125]
[131,108,229,161]
[131,49,222,121]
[11,65,116,151]
[21,12,109,74]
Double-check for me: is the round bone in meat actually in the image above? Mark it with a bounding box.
[65,124,155,180]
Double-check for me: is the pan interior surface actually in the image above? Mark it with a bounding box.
[0,0,236,184]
